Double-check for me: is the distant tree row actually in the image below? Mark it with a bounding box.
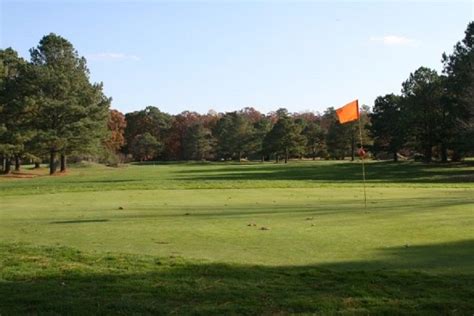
[116,105,371,163]
[370,22,473,162]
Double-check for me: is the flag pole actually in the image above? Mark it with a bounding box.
[335,99,367,208]
[357,108,367,208]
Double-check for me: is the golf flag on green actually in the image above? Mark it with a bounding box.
[336,99,359,124]
[336,99,367,207]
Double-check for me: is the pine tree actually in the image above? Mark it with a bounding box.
[324,108,352,160]
[214,112,255,161]
[401,67,443,162]
[29,33,110,174]
[370,94,405,161]
[0,48,35,173]
[441,22,474,160]
[264,110,306,163]
[183,122,215,160]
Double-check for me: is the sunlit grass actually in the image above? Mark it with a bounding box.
[1,160,473,313]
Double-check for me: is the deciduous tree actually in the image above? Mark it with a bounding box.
[130,132,161,161]
[104,109,127,153]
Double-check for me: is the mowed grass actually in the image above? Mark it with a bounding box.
[1,160,473,314]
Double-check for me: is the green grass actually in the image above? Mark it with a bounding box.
[1,160,473,314]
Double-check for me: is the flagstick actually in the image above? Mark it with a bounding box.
[358,115,367,208]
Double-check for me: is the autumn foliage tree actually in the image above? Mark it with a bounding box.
[104,109,127,153]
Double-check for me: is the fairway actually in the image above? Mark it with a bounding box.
[1,161,474,314]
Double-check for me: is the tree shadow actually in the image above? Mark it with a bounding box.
[1,240,473,314]
[50,219,110,224]
[132,161,215,166]
[104,197,474,221]
[70,179,141,184]
[176,161,474,184]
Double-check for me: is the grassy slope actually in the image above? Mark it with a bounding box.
[1,161,473,314]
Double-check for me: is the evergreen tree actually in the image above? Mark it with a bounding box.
[183,122,215,160]
[251,116,272,161]
[441,21,474,160]
[0,48,34,173]
[264,109,306,163]
[130,133,161,161]
[29,33,110,174]
[324,108,351,160]
[214,111,255,161]
[401,67,443,162]
[370,94,405,161]
[302,120,324,160]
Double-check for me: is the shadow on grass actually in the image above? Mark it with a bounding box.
[112,195,474,220]
[177,161,474,184]
[70,179,141,184]
[1,240,473,314]
[50,219,110,224]
[43,194,474,225]
[132,160,215,166]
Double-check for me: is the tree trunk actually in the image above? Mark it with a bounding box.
[4,157,11,174]
[60,154,67,173]
[34,162,41,169]
[440,143,448,163]
[50,151,57,175]
[451,149,462,162]
[393,151,398,162]
[0,155,4,172]
[14,155,20,171]
[351,135,355,161]
[238,151,242,162]
[261,155,264,162]
[284,148,288,164]
[276,154,279,163]
[313,148,316,160]
[424,146,432,163]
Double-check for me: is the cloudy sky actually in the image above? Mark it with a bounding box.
[1,0,472,114]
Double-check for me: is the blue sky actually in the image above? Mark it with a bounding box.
[1,1,472,114]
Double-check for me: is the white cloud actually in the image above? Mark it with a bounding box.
[86,52,140,61]
[370,35,417,46]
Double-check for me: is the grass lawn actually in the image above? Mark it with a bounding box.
[1,160,473,314]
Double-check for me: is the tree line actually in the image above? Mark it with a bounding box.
[1,22,472,174]
[116,105,370,163]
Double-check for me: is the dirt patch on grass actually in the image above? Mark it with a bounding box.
[1,170,70,179]
[2,172,42,179]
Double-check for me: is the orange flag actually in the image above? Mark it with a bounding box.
[336,99,359,124]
